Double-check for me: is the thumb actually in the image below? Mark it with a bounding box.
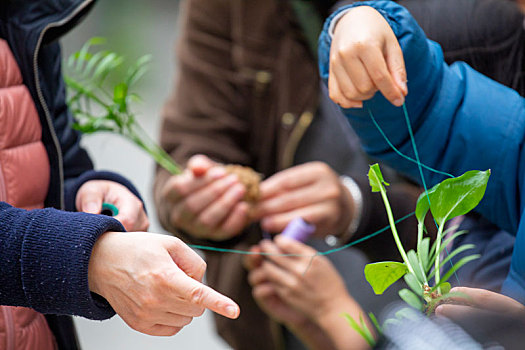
[385,39,408,96]
[77,184,104,214]
[187,154,215,177]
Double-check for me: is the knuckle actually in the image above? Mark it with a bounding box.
[189,286,205,305]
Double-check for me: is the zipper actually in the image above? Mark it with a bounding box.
[280,110,314,169]
[2,306,15,350]
[32,0,94,210]
[0,164,7,202]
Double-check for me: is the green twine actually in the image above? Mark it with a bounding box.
[369,104,459,284]
[188,103,461,289]
[189,212,414,257]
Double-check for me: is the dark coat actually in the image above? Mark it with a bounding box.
[0,0,142,348]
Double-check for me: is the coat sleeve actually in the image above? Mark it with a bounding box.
[319,0,525,302]
[0,202,124,319]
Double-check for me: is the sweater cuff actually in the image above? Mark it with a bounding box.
[64,170,144,212]
[21,208,124,320]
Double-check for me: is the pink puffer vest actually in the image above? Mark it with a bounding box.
[0,38,56,350]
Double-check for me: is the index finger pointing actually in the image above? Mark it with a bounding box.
[181,276,240,319]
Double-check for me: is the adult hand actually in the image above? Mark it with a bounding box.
[160,155,250,241]
[435,287,525,320]
[329,6,407,108]
[76,180,149,231]
[88,231,240,336]
[252,162,353,237]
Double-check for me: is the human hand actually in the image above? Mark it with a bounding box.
[243,245,310,327]
[88,231,240,336]
[247,236,349,322]
[435,287,525,321]
[76,180,149,231]
[252,162,353,237]
[329,6,407,108]
[160,155,250,240]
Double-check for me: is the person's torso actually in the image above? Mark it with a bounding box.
[0,37,55,350]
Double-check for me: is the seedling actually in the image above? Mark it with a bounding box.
[64,37,182,175]
[65,38,262,202]
[347,164,490,345]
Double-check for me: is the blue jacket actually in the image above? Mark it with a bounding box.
[319,1,525,302]
[0,0,143,345]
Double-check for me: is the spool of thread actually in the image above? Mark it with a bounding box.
[101,202,119,217]
[279,217,315,242]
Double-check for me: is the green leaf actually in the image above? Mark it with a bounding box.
[93,52,124,85]
[113,82,128,112]
[440,244,475,267]
[438,230,469,255]
[368,163,390,193]
[368,312,382,333]
[440,282,451,295]
[343,313,376,347]
[419,237,431,272]
[406,250,426,284]
[436,254,480,287]
[429,228,468,265]
[403,273,422,295]
[415,186,437,224]
[364,261,407,295]
[398,288,424,311]
[427,170,491,226]
[125,54,152,87]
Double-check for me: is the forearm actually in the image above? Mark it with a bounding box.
[285,319,338,350]
[0,202,124,319]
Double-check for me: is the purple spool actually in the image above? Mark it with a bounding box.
[279,217,316,242]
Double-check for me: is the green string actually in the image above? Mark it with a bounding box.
[368,105,460,284]
[189,212,414,257]
[367,108,454,179]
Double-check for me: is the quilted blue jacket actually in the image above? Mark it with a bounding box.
[319,1,525,302]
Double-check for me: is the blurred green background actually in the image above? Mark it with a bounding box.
[62,1,230,348]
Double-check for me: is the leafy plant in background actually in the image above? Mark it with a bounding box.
[345,164,490,345]
[64,37,182,175]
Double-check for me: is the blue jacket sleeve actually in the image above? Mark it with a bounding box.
[319,1,525,301]
[0,202,124,319]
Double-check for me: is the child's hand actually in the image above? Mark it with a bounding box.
[247,236,349,321]
[435,287,525,320]
[76,180,149,231]
[329,6,407,108]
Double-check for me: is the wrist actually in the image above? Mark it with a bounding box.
[88,230,115,296]
[327,175,363,246]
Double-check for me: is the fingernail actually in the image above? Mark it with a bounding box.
[208,167,227,179]
[85,202,100,214]
[400,80,408,94]
[227,305,239,318]
[393,97,405,107]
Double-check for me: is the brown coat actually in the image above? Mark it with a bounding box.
[154,1,422,348]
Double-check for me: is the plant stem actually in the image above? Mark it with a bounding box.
[128,124,182,175]
[378,186,414,275]
[433,224,445,294]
